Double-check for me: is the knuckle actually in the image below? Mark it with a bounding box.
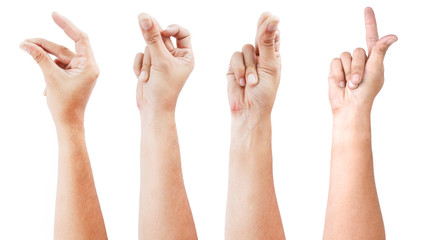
[34,51,44,63]
[227,64,233,75]
[145,33,161,44]
[245,65,256,74]
[375,44,387,55]
[331,58,341,65]
[59,45,69,52]
[352,66,363,73]
[269,62,280,72]
[91,66,100,78]
[141,62,151,71]
[354,47,366,55]
[93,68,100,78]
[181,27,190,35]
[366,36,377,42]
[242,44,254,52]
[231,51,243,62]
[35,38,45,45]
[232,51,242,57]
[340,52,351,59]
[261,37,274,47]
[85,62,99,79]
[80,32,89,41]
[234,65,245,76]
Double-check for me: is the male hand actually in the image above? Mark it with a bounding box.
[20,12,99,125]
[133,13,194,112]
[328,7,397,114]
[227,12,281,118]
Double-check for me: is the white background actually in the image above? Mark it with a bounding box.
[0,0,423,239]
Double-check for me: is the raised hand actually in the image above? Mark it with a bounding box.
[134,14,197,239]
[133,13,194,112]
[225,12,285,240]
[328,7,397,114]
[324,7,395,240]
[20,13,107,239]
[20,12,99,125]
[227,12,281,118]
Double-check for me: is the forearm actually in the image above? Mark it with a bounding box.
[226,114,284,240]
[139,109,196,239]
[54,122,107,240]
[324,111,384,240]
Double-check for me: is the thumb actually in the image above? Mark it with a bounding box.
[368,34,398,68]
[138,13,168,59]
[20,41,56,75]
[256,13,280,61]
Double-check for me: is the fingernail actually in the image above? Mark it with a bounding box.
[19,43,31,54]
[351,74,360,84]
[348,80,358,89]
[140,17,152,31]
[267,21,279,32]
[239,78,246,86]
[247,74,256,85]
[339,81,345,88]
[386,38,397,45]
[165,26,174,31]
[139,71,147,81]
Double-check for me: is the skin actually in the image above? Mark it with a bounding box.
[323,7,397,240]
[20,13,107,239]
[225,13,285,240]
[132,13,197,239]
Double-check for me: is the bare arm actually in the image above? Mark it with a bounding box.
[134,14,197,239]
[54,123,106,239]
[226,115,284,239]
[324,111,384,239]
[225,12,285,240]
[139,110,196,239]
[20,12,106,239]
[324,7,397,240]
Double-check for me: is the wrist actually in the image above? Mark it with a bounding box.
[230,112,272,159]
[231,112,271,143]
[55,118,85,134]
[332,108,372,145]
[52,109,85,128]
[332,107,371,125]
[140,107,175,124]
[231,111,271,130]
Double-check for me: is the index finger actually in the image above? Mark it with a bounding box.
[52,12,93,57]
[161,24,192,49]
[364,7,379,55]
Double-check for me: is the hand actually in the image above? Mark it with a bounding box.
[328,7,397,114]
[20,12,99,126]
[133,13,194,112]
[227,12,281,119]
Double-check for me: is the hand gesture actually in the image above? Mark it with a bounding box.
[328,7,397,114]
[20,12,99,125]
[133,14,194,112]
[227,12,281,118]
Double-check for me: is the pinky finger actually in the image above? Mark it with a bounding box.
[275,29,280,52]
[133,52,144,77]
[330,58,345,88]
[229,51,246,87]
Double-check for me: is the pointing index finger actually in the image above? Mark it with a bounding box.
[364,7,379,55]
